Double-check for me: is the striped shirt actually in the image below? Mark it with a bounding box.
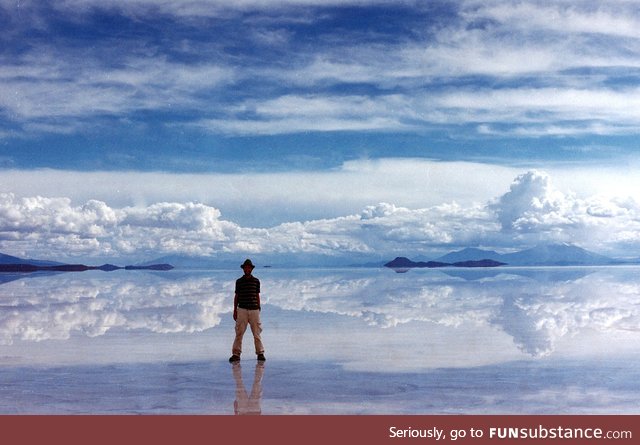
[235,274,261,310]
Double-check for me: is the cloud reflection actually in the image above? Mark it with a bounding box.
[0,268,639,359]
[0,272,231,344]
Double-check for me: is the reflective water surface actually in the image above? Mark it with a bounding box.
[0,266,638,413]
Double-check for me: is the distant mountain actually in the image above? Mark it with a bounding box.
[98,264,122,271]
[0,242,626,274]
[125,264,174,271]
[384,257,505,269]
[0,252,173,273]
[0,264,86,272]
[435,247,503,263]
[138,254,233,269]
[0,252,62,267]
[348,260,388,268]
[384,257,450,268]
[0,263,174,273]
[142,253,389,269]
[500,243,616,266]
[452,259,506,268]
[422,243,619,267]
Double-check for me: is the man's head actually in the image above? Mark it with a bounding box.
[241,258,255,274]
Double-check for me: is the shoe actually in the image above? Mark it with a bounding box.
[257,353,266,361]
[229,355,240,363]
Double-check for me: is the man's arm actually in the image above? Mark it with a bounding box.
[233,292,238,321]
[257,278,261,310]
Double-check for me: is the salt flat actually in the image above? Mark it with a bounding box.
[0,267,638,414]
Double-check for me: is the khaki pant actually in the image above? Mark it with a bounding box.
[232,308,264,356]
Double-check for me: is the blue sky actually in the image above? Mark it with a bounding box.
[1,0,640,263]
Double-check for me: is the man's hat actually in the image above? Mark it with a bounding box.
[241,259,255,269]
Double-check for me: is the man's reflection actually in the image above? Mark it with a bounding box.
[232,362,264,415]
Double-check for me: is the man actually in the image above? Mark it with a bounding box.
[229,259,266,362]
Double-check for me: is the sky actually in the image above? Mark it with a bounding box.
[1,0,640,263]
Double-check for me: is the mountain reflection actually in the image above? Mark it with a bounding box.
[0,268,638,359]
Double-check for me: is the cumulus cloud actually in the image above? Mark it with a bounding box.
[0,191,497,260]
[493,171,573,232]
[0,195,119,236]
[0,159,520,226]
[0,193,241,259]
[490,170,640,250]
[2,167,640,261]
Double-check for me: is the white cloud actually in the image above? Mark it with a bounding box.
[273,2,640,87]
[233,1,640,136]
[493,171,571,232]
[192,94,418,135]
[0,195,119,236]
[38,0,409,17]
[0,160,520,224]
[0,53,234,125]
[490,170,640,252]
[467,0,640,39]
[0,192,242,259]
[195,116,410,136]
[430,87,640,131]
[190,85,640,137]
[3,0,640,138]
[2,163,640,261]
